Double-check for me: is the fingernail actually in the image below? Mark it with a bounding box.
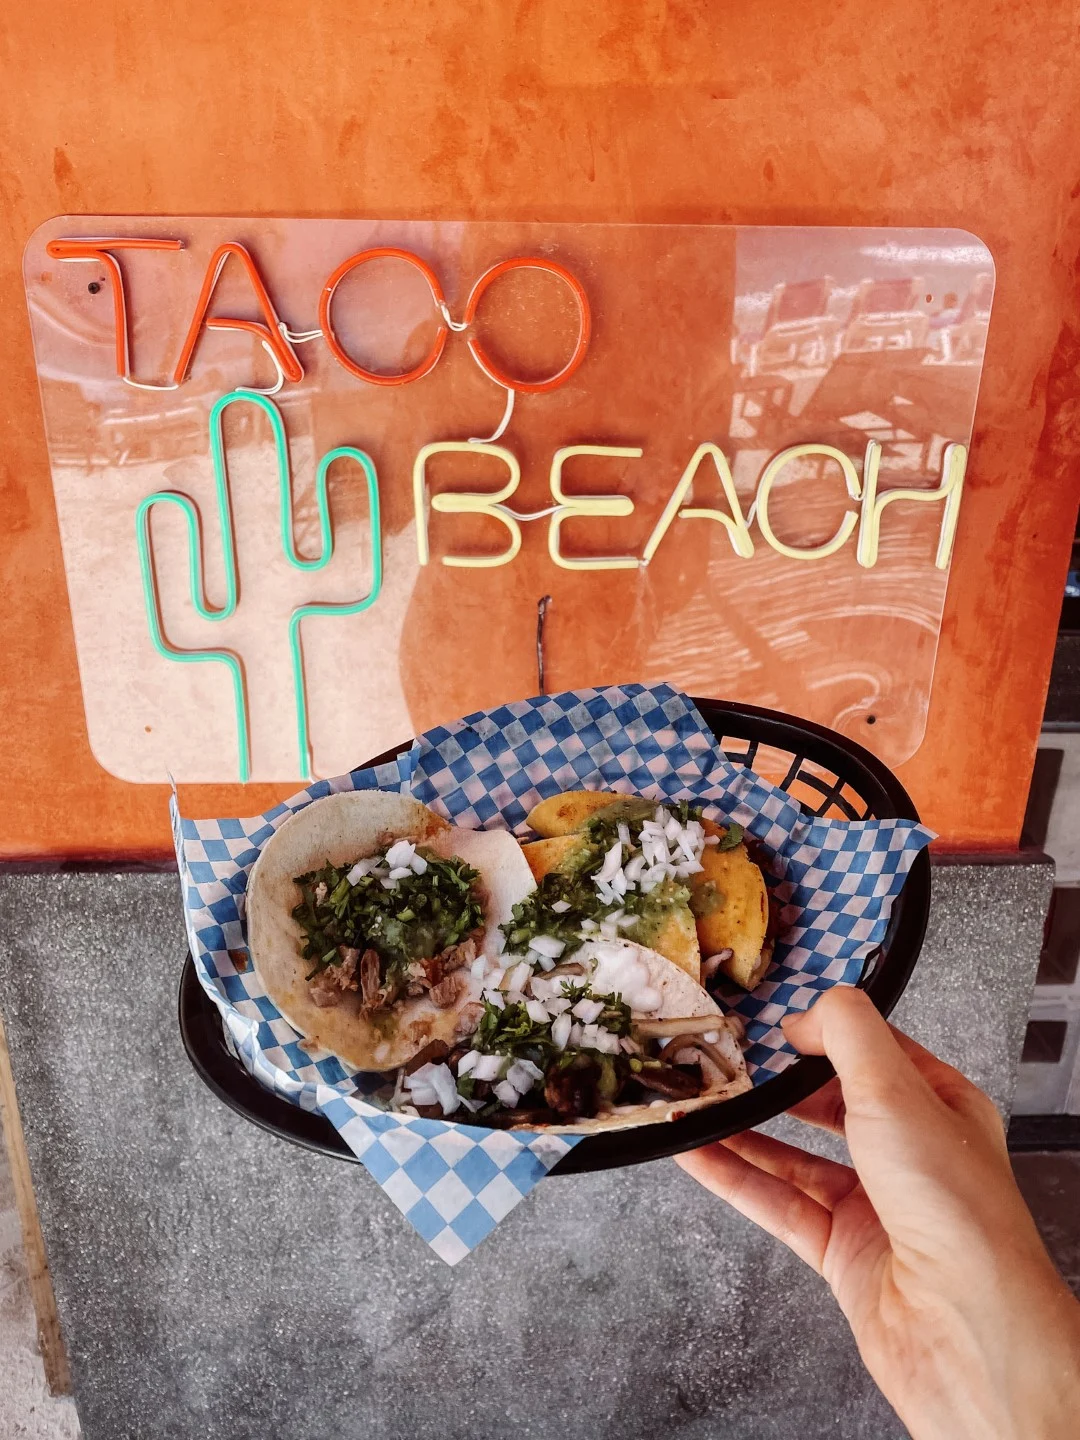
[781,998,817,1032]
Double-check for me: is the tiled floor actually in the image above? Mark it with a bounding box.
[0,1115,1076,1437]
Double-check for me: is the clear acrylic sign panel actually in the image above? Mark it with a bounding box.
[23,219,993,782]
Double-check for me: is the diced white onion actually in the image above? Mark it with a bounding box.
[572,997,605,1023]
[569,1022,584,1048]
[528,935,566,959]
[704,833,720,846]
[385,839,416,869]
[537,954,557,971]
[429,1064,461,1115]
[549,900,572,914]
[472,1053,507,1082]
[484,989,505,1010]
[593,1030,621,1055]
[406,1062,436,1087]
[617,821,631,846]
[346,858,377,885]
[551,1013,573,1050]
[579,919,599,934]
[410,853,428,875]
[457,1049,480,1076]
[493,1080,521,1107]
[379,878,397,890]
[620,1036,642,1054]
[526,1000,550,1025]
[546,997,571,1015]
[594,840,624,886]
[470,956,487,982]
[457,1094,485,1113]
[407,1087,438,1107]
[623,854,645,883]
[508,961,532,992]
[487,968,505,991]
[664,816,682,841]
[388,866,413,881]
[506,1060,542,1094]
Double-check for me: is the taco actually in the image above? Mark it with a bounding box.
[245,791,534,1070]
[522,790,774,991]
[397,936,751,1132]
[695,818,774,990]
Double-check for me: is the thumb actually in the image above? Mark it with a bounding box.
[782,987,938,1126]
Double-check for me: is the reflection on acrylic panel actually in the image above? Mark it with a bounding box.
[23,219,992,783]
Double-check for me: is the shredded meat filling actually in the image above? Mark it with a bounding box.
[428,973,463,1009]
[453,1003,485,1041]
[544,1057,601,1121]
[307,946,360,1008]
[633,1062,703,1100]
[421,934,481,987]
[358,948,382,1010]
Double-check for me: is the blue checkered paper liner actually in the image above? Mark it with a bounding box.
[175,683,933,1263]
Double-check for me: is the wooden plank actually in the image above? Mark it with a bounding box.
[0,1011,73,1396]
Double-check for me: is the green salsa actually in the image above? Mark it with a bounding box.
[500,798,719,958]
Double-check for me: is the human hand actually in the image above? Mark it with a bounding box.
[676,987,1080,1440]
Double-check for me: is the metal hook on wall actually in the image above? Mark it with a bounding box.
[536,594,552,693]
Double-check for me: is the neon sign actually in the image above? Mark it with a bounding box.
[25,218,993,784]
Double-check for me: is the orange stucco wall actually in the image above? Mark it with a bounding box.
[1,1,1078,857]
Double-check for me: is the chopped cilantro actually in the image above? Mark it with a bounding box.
[469,985,632,1073]
[292,848,483,982]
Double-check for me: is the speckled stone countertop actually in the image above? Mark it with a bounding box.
[0,858,1051,1440]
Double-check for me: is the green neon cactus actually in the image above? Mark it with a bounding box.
[289,446,382,780]
[136,390,382,783]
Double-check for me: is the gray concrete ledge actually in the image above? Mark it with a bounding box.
[0,856,1052,1440]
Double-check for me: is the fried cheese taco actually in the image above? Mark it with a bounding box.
[518,791,778,990]
[245,791,534,1071]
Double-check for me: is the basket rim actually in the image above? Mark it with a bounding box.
[178,696,931,1174]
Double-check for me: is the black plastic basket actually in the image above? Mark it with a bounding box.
[179,696,931,1174]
